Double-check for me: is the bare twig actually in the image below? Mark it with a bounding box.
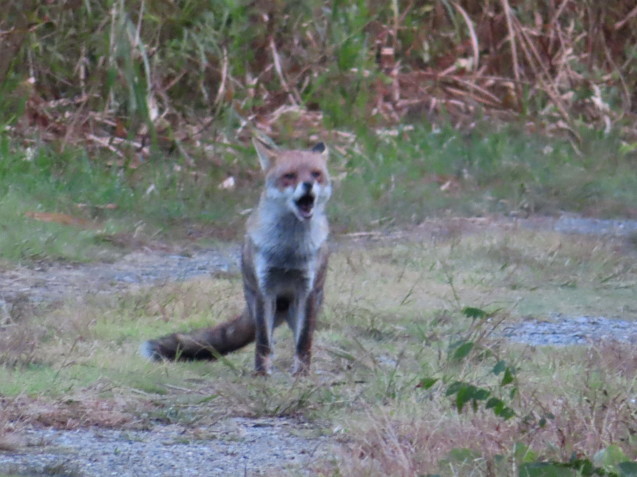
[269,37,301,106]
[614,5,637,30]
[452,1,479,72]
[501,0,521,111]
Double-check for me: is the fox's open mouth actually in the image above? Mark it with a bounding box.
[295,193,315,219]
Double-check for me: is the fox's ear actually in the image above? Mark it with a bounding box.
[311,142,328,159]
[252,137,278,171]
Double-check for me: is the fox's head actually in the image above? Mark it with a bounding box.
[253,138,331,222]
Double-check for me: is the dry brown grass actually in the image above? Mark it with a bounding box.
[333,343,637,476]
[0,394,140,431]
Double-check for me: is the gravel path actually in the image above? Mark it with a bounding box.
[501,314,637,346]
[553,215,637,237]
[0,418,330,477]
[0,246,240,306]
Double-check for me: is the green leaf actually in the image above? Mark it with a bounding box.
[501,367,515,386]
[472,388,490,401]
[514,442,538,464]
[618,462,637,476]
[485,397,515,419]
[594,445,628,469]
[445,381,464,396]
[452,341,474,360]
[497,406,516,420]
[455,384,475,412]
[493,360,507,375]
[462,307,488,319]
[418,377,438,390]
[486,397,504,410]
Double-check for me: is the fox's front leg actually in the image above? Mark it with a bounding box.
[292,292,319,376]
[254,294,276,375]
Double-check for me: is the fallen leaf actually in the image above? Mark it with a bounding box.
[219,176,236,190]
[24,211,93,228]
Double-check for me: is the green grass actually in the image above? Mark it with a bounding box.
[1,226,635,474]
[331,125,637,230]
[0,136,253,261]
[1,125,636,263]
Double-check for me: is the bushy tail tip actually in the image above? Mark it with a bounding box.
[139,340,162,361]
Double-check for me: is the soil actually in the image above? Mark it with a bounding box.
[1,214,636,477]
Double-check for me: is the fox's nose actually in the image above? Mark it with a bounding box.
[302,181,313,192]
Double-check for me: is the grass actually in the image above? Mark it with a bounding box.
[1,224,636,474]
[1,124,636,263]
[0,135,252,261]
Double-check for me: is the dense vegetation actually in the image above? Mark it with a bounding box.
[1,1,637,254]
[3,0,637,138]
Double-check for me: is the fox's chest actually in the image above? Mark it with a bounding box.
[246,211,328,294]
[260,240,315,268]
[256,241,318,291]
[261,266,311,297]
[250,238,322,297]
[250,217,325,264]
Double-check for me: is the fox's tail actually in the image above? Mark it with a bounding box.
[140,310,255,361]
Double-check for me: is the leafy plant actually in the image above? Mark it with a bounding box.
[419,306,518,420]
[520,451,637,477]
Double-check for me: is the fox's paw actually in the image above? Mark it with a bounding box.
[292,355,311,377]
[254,354,273,376]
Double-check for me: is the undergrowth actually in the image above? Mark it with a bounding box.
[2,0,636,139]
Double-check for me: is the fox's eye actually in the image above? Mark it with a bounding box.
[283,172,297,181]
[311,170,322,179]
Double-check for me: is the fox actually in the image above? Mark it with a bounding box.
[141,138,331,376]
